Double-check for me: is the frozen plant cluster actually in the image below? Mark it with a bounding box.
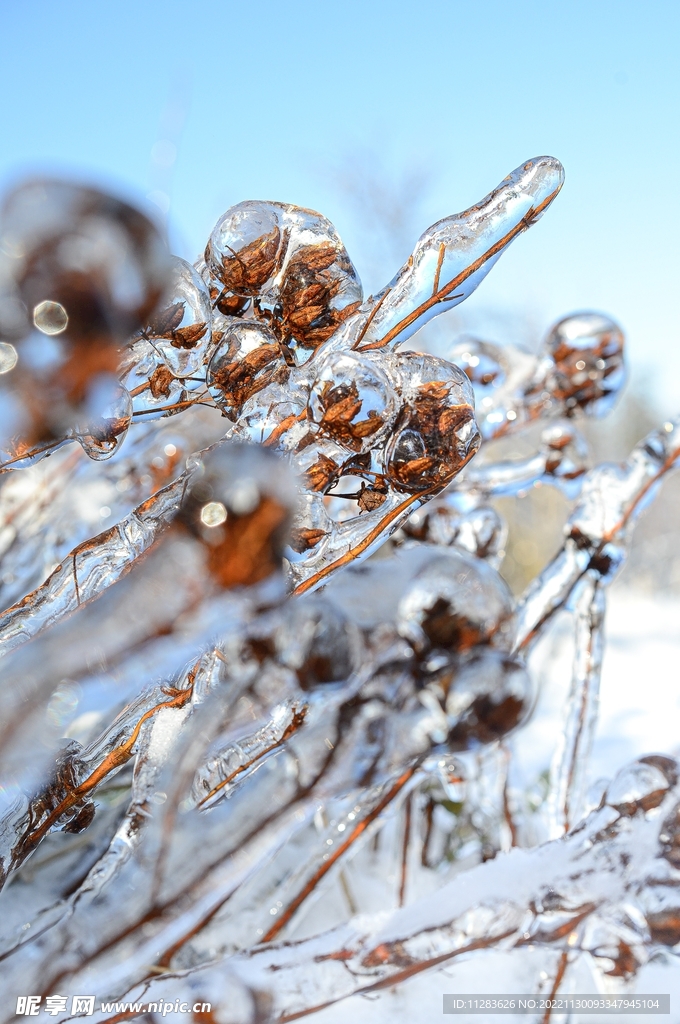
[0,157,678,1022]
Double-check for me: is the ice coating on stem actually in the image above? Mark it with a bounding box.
[0,474,186,655]
[547,576,606,836]
[515,414,680,651]
[351,156,564,353]
[36,757,680,1022]
[120,256,213,419]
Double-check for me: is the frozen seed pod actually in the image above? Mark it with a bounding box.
[119,256,214,420]
[275,209,362,352]
[1,178,169,355]
[207,320,287,416]
[132,256,211,375]
[451,336,539,438]
[287,490,336,558]
[385,353,480,492]
[205,200,283,315]
[397,548,514,652]
[292,439,349,495]
[451,336,507,392]
[205,200,362,354]
[445,649,533,748]
[541,311,626,416]
[235,380,309,449]
[398,503,463,546]
[538,422,589,493]
[401,502,507,565]
[307,352,398,452]
[447,504,507,564]
[605,756,676,816]
[274,596,363,690]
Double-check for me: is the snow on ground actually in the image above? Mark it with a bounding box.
[513,588,680,796]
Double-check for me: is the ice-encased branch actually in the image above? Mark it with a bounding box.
[514,415,680,651]
[547,575,605,836]
[0,474,186,656]
[74,757,679,1024]
[351,157,564,352]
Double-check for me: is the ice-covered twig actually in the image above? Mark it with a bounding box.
[0,476,186,655]
[76,756,680,1023]
[514,415,680,651]
[547,574,605,836]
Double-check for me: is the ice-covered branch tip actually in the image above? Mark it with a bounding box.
[352,156,564,351]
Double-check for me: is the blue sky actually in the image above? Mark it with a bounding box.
[2,0,678,410]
